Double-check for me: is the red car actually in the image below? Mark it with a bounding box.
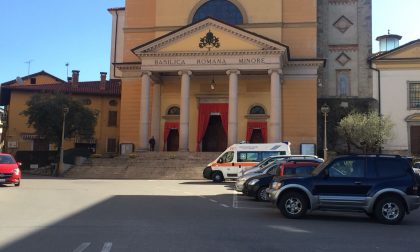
[0,153,21,187]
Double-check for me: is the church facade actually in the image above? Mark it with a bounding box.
[108,0,339,154]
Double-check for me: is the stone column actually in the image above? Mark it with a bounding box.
[227,70,240,146]
[139,71,151,151]
[268,69,282,143]
[178,70,192,151]
[151,83,161,151]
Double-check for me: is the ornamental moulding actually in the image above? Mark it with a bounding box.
[136,20,283,54]
[140,50,284,58]
[328,0,358,5]
[328,44,359,52]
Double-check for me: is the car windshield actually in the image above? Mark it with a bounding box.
[0,155,16,164]
[311,159,332,176]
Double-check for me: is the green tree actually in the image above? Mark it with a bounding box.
[21,93,97,150]
[337,111,393,153]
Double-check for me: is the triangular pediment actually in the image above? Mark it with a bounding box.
[132,17,288,55]
[373,40,420,60]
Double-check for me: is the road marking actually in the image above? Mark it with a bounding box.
[220,204,230,208]
[73,242,91,252]
[209,199,218,203]
[101,242,113,252]
[233,190,238,208]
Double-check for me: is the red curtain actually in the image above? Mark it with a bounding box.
[196,103,228,151]
[246,121,267,143]
[163,122,179,151]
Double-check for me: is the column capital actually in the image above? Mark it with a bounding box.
[226,70,240,75]
[140,71,152,77]
[178,70,192,76]
[268,69,283,75]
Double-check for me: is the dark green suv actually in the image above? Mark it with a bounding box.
[267,155,420,224]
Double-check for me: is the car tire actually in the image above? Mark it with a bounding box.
[278,191,308,219]
[256,187,269,201]
[15,181,20,187]
[212,171,224,183]
[374,196,405,225]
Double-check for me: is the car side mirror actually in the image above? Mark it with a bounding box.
[218,158,223,163]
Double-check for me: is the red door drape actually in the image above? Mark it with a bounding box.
[164,122,179,151]
[246,121,267,143]
[196,103,228,151]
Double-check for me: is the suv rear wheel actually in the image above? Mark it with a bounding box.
[374,197,405,225]
[256,187,269,201]
[278,191,308,219]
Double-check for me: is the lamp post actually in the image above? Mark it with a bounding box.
[57,107,69,176]
[321,103,330,160]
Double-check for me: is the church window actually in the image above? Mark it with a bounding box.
[336,70,350,97]
[409,82,420,109]
[249,105,266,115]
[192,0,244,25]
[167,106,180,115]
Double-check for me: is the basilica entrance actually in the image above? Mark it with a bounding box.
[202,115,227,152]
[167,129,179,151]
[249,129,264,143]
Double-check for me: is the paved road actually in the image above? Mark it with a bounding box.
[1,176,420,252]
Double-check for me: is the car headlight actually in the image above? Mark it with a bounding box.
[271,181,282,190]
[13,168,20,175]
[248,179,259,186]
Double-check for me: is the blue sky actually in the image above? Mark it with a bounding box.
[1,0,419,83]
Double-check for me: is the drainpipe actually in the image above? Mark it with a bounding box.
[113,11,119,78]
[370,63,382,153]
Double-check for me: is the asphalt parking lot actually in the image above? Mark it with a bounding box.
[1,177,420,252]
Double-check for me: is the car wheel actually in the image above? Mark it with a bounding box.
[256,187,269,201]
[278,191,308,219]
[15,181,20,187]
[212,172,224,183]
[374,197,405,225]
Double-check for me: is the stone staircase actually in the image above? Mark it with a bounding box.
[63,152,219,180]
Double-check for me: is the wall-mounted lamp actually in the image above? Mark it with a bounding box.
[210,76,216,90]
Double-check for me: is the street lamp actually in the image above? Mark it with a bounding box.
[321,103,330,160]
[57,107,69,176]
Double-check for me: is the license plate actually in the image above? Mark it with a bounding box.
[0,179,6,183]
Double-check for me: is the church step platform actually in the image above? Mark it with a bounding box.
[63,152,219,179]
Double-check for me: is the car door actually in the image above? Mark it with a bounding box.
[313,157,372,209]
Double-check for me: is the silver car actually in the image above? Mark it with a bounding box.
[235,160,282,192]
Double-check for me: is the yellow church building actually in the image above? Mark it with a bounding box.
[109,0,324,154]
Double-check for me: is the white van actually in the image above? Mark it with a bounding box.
[203,142,291,182]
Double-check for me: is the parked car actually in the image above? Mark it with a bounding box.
[413,162,420,175]
[243,161,319,201]
[267,154,420,224]
[235,157,323,192]
[0,153,22,187]
[243,155,322,175]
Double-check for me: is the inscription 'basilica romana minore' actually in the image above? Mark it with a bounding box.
[154,57,269,66]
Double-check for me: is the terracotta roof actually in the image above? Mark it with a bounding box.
[1,70,66,86]
[2,79,121,96]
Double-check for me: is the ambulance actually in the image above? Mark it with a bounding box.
[203,142,291,182]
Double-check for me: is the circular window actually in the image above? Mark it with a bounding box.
[192,0,244,25]
[250,105,265,115]
[167,106,180,115]
[109,100,118,106]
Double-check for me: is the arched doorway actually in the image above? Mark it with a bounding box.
[249,129,264,143]
[202,115,227,152]
[167,129,179,151]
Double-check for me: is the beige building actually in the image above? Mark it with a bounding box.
[370,39,420,156]
[109,0,324,154]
